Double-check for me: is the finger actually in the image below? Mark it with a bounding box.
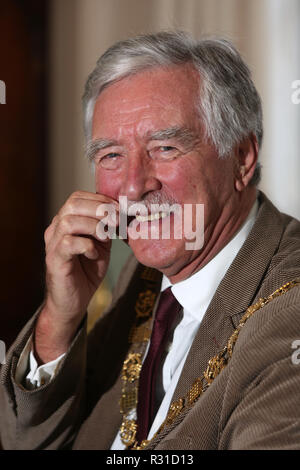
[54,234,100,263]
[44,215,58,245]
[45,192,119,248]
[55,214,115,241]
[68,190,119,206]
[59,197,119,222]
[46,215,100,253]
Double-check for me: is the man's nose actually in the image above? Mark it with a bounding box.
[120,153,161,201]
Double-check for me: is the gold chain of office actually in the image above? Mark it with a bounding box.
[119,277,300,450]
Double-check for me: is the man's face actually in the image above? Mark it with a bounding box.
[92,64,237,278]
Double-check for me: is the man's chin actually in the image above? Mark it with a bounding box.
[127,236,182,272]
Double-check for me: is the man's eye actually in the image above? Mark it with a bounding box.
[149,145,180,160]
[98,153,122,169]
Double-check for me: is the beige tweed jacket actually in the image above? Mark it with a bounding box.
[0,192,300,450]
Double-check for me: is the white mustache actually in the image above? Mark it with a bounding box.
[118,195,179,217]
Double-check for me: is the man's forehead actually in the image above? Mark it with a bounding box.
[92,65,200,139]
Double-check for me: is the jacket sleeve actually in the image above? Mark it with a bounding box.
[0,255,138,450]
[219,299,300,449]
[0,308,87,450]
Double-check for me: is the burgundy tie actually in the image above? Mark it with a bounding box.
[136,287,182,443]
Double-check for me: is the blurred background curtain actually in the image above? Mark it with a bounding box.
[1,0,300,344]
[0,0,48,347]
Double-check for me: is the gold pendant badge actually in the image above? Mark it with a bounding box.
[122,353,142,383]
[120,419,138,448]
[135,290,157,318]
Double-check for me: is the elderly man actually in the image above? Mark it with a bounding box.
[1,31,300,450]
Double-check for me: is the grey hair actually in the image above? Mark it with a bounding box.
[83,31,263,184]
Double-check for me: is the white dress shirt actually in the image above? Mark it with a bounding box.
[16,199,258,449]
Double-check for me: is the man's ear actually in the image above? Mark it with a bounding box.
[234,134,259,192]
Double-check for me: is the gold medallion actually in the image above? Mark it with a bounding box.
[135,290,157,318]
[120,418,138,447]
[122,353,142,383]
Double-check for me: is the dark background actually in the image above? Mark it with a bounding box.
[0,0,49,348]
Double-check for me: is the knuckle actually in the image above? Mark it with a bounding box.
[85,238,95,251]
[59,193,80,216]
[61,234,73,250]
[65,197,80,215]
[59,214,73,233]
[67,200,77,214]
[44,215,57,242]
[45,251,55,268]
[72,190,83,199]
[44,226,50,242]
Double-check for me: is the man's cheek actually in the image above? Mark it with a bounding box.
[95,173,120,200]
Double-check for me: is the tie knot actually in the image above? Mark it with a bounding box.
[153,286,181,327]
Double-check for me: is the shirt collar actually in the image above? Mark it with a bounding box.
[161,199,259,321]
